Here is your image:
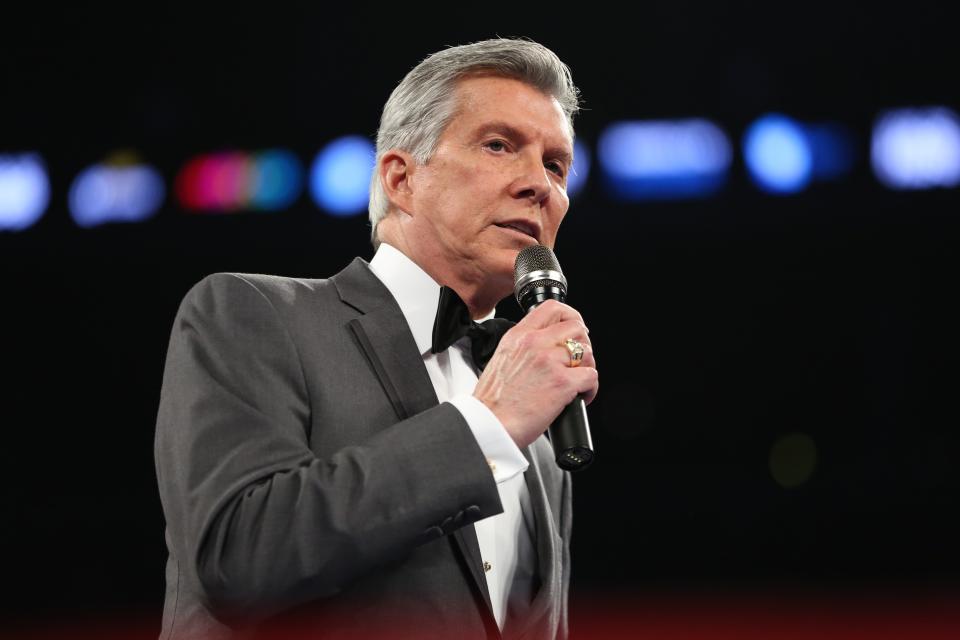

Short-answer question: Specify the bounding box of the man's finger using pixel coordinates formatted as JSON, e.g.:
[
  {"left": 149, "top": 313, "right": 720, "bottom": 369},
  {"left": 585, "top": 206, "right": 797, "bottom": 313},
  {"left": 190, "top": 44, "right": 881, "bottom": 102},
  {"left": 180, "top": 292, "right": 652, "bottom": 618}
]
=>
[{"left": 519, "top": 299, "right": 586, "bottom": 330}]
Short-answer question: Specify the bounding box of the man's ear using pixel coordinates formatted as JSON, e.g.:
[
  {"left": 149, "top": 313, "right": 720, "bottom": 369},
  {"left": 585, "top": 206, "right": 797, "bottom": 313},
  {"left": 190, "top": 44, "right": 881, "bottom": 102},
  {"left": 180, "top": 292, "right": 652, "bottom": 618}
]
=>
[{"left": 379, "top": 149, "right": 417, "bottom": 215}]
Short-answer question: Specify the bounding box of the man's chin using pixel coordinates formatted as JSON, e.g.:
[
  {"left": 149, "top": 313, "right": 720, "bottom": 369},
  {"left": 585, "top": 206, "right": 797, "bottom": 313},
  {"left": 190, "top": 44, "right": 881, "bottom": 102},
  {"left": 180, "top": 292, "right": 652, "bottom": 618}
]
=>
[
  {"left": 475, "top": 254, "right": 515, "bottom": 295},
  {"left": 498, "top": 248, "right": 523, "bottom": 275}
]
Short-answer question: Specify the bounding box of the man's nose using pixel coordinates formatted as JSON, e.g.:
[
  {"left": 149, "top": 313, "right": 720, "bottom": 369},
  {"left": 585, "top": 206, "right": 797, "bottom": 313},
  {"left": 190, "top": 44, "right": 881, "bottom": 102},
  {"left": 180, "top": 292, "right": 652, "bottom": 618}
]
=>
[{"left": 510, "top": 152, "right": 552, "bottom": 205}]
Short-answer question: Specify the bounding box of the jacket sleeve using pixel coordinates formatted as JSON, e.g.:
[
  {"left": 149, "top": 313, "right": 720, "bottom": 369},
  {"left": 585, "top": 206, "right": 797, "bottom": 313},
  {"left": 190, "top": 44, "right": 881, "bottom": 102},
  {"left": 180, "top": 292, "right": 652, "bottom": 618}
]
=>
[{"left": 154, "top": 273, "right": 502, "bottom": 621}]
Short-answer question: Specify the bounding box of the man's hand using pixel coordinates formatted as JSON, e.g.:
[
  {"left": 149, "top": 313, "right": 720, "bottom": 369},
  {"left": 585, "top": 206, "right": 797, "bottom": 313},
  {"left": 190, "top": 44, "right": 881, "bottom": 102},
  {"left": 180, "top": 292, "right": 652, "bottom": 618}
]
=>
[{"left": 473, "top": 300, "right": 598, "bottom": 449}]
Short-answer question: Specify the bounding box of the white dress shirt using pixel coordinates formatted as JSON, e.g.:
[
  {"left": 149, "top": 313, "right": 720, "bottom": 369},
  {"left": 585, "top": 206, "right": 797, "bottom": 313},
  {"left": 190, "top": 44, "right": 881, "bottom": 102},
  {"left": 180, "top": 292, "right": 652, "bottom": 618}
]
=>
[{"left": 368, "top": 243, "right": 537, "bottom": 631}]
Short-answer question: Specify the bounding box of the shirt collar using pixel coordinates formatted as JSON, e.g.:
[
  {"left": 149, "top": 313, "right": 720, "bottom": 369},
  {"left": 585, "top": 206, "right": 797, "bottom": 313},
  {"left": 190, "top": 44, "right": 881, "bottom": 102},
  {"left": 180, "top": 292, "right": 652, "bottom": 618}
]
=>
[{"left": 368, "top": 243, "right": 495, "bottom": 356}]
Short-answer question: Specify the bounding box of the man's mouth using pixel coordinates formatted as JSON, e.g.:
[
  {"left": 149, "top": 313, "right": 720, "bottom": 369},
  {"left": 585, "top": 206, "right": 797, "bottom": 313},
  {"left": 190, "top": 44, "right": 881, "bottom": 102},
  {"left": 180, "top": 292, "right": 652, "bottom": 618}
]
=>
[{"left": 494, "top": 220, "right": 539, "bottom": 242}]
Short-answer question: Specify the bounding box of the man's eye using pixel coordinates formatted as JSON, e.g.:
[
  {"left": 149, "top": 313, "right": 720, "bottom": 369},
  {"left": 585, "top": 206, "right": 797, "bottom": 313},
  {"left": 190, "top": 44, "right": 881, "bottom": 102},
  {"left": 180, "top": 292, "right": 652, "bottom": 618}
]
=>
[
  {"left": 546, "top": 162, "right": 565, "bottom": 177},
  {"left": 486, "top": 140, "right": 507, "bottom": 152}
]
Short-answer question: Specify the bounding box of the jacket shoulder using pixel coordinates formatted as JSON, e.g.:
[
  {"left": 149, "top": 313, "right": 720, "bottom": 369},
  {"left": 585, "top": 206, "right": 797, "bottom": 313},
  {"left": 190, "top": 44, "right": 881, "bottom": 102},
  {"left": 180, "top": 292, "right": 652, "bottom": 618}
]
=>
[
  {"left": 180, "top": 272, "right": 336, "bottom": 314},
  {"left": 190, "top": 271, "right": 331, "bottom": 297}
]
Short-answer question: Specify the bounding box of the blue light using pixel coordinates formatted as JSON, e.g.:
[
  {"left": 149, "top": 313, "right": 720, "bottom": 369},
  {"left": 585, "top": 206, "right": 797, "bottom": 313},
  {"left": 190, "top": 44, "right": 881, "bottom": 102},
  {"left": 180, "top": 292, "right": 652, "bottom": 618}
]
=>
[
  {"left": 743, "top": 114, "right": 813, "bottom": 194},
  {"left": 309, "top": 135, "right": 375, "bottom": 216},
  {"left": 871, "top": 107, "right": 960, "bottom": 189},
  {"left": 598, "top": 119, "right": 732, "bottom": 200},
  {"left": 69, "top": 164, "right": 165, "bottom": 228},
  {"left": 566, "top": 139, "right": 590, "bottom": 199},
  {"left": 0, "top": 154, "right": 50, "bottom": 232},
  {"left": 249, "top": 149, "right": 303, "bottom": 211}
]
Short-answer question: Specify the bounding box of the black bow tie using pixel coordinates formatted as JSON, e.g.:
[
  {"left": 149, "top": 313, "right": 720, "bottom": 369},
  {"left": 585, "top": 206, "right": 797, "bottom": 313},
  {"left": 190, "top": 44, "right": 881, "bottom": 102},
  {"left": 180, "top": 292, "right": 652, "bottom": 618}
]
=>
[{"left": 431, "top": 286, "right": 514, "bottom": 371}]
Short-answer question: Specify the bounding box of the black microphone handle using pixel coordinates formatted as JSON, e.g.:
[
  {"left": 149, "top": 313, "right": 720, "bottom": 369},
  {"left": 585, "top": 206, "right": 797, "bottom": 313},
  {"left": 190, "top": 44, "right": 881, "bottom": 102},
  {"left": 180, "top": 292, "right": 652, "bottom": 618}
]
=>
[
  {"left": 549, "top": 393, "right": 594, "bottom": 471},
  {"left": 513, "top": 246, "right": 595, "bottom": 471},
  {"left": 523, "top": 296, "right": 594, "bottom": 472}
]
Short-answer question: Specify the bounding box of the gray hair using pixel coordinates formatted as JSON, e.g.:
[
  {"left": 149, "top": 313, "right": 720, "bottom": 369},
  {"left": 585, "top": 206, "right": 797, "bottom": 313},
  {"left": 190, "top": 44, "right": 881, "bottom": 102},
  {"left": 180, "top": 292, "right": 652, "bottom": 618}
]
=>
[{"left": 368, "top": 38, "right": 581, "bottom": 248}]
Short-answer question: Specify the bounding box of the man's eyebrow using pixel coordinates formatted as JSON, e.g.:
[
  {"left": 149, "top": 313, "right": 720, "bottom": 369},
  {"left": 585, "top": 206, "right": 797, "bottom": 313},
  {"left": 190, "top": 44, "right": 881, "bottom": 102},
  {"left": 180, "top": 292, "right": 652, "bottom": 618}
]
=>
[{"left": 474, "top": 121, "right": 574, "bottom": 165}]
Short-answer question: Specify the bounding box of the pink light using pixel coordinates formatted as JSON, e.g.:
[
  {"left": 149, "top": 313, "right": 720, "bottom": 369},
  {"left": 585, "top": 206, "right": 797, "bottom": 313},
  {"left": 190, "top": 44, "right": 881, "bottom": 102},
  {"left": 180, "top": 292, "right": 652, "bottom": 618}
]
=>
[
  {"left": 176, "top": 152, "right": 254, "bottom": 212},
  {"left": 175, "top": 150, "right": 301, "bottom": 213},
  {"left": 209, "top": 152, "right": 252, "bottom": 210}
]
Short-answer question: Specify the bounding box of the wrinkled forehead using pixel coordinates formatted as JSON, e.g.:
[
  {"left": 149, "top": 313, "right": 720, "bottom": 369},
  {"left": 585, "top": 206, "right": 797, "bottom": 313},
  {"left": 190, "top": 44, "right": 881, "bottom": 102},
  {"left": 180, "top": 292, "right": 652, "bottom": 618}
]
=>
[{"left": 447, "top": 74, "right": 575, "bottom": 147}]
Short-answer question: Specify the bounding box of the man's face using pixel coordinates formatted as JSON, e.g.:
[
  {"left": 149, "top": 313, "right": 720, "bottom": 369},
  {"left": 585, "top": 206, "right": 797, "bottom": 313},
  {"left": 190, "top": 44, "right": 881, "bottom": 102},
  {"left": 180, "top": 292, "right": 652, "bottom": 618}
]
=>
[{"left": 406, "top": 75, "right": 573, "bottom": 295}]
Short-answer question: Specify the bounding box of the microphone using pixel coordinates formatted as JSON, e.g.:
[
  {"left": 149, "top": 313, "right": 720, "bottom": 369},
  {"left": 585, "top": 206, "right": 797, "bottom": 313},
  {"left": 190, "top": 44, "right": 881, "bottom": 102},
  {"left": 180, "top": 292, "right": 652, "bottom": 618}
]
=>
[{"left": 514, "top": 245, "right": 595, "bottom": 471}]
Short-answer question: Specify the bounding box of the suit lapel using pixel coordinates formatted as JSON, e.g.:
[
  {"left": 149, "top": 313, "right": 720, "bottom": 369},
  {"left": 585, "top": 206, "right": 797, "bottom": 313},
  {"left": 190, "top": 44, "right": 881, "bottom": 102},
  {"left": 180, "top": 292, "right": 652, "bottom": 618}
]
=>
[
  {"left": 333, "top": 258, "right": 497, "bottom": 620},
  {"left": 348, "top": 308, "right": 437, "bottom": 421}
]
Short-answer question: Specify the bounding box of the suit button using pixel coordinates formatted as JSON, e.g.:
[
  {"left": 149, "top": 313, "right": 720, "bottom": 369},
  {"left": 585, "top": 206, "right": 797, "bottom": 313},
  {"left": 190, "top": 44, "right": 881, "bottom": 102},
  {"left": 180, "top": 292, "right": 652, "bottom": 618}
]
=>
[
  {"left": 463, "top": 505, "right": 481, "bottom": 522},
  {"left": 424, "top": 525, "right": 444, "bottom": 540},
  {"left": 439, "top": 516, "right": 455, "bottom": 534}
]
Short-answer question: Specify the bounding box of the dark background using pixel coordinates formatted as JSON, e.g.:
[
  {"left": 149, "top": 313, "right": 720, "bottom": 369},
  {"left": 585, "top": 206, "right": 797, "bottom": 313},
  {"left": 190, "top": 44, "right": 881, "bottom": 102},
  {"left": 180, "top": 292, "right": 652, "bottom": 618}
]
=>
[{"left": 3, "top": 4, "right": 958, "bottom": 635}]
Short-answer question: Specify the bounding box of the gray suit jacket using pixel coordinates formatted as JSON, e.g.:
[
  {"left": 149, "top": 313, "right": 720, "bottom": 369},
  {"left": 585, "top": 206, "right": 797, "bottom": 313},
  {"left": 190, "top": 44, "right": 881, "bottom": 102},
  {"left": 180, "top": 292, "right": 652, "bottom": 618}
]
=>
[{"left": 154, "top": 258, "right": 572, "bottom": 639}]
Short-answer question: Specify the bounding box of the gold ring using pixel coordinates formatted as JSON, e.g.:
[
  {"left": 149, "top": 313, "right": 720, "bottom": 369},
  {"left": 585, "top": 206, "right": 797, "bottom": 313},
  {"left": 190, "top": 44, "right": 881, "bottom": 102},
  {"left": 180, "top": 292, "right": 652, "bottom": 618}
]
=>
[{"left": 562, "top": 338, "right": 584, "bottom": 367}]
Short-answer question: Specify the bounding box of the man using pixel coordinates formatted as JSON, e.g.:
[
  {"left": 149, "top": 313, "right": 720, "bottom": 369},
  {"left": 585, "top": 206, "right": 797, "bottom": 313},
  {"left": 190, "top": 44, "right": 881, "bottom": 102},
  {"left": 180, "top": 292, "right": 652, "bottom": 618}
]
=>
[{"left": 155, "top": 38, "right": 598, "bottom": 640}]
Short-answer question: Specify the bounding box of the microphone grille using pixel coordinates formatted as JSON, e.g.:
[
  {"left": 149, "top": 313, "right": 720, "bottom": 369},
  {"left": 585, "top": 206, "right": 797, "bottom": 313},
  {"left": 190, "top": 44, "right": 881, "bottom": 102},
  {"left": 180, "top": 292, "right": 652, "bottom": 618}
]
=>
[{"left": 514, "top": 244, "right": 562, "bottom": 282}]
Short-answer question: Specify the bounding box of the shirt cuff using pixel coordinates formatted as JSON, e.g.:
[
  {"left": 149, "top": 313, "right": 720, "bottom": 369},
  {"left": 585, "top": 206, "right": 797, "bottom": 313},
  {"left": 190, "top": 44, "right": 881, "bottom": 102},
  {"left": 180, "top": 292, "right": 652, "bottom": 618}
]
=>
[{"left": 448, "top": 395, "right": 529, "bottom": 484}]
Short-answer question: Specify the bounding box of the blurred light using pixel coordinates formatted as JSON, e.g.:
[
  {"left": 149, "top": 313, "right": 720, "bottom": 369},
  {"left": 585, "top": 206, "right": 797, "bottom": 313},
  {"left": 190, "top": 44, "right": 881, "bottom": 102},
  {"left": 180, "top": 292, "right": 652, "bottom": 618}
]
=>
[
  {"left": 309, "top": 135, "right": 375, "bottom": 216},
  {"left": 249, "top": 150, "right": 304, "bottom": 210},
  {"left": 69, "top": 162, "right": 165, "bottom": 228},
  {"left": 175, "top": 149, "right": 304, "bottom": 212},
  {"left": 176, "top": 153, "right": 245, "bottom": 211},
  {"left": 210, "top": 152, "right": 251, "bottom": 210},
  {"left": 769, "top": 432, "right": 818, "bottom": 489},
  {"left": 567, "top": 139, "right": 590, "bottom": 198},
  {"left": 0, "top": 153, "right": 50, "bottom": 231},
  {"left": 871, "top": 107, "right": 960, "bottom": 189},
  {"left": 743, "top": 114, "right": 813, "bottom": 194},
  {"left": 598, "top": 119, "right": 732, "bottom": 200}
]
